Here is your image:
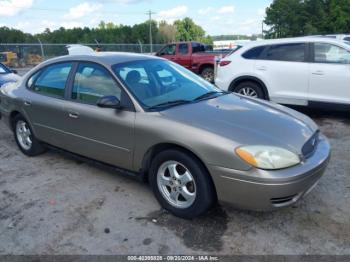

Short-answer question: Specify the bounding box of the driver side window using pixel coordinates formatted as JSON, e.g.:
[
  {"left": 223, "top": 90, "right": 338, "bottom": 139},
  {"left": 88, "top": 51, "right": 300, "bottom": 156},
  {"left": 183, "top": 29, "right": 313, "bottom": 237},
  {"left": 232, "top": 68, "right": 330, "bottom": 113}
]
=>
[
  {"left": 72, "top": 63, "right": 121, "bottom": 105},
  {"left": 161, "top": 44, "right": 176, "bottom": 55}
]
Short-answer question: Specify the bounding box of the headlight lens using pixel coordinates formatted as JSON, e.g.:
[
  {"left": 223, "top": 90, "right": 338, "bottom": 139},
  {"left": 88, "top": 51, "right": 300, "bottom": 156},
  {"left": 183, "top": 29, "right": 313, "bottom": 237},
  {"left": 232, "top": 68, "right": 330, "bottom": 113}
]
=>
[{"left": 235, "top": 146, "right": 300, "bottom": 170}]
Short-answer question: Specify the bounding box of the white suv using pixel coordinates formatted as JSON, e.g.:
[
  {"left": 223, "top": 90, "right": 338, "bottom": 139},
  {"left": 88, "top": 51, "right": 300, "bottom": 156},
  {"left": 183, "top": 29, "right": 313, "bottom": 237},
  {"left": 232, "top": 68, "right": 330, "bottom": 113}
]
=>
[
  {"left": 215, "top": 37, "right": 350, "bottom": 108},
  {"left": 323, "top": 34, "right": 350, "bottom": 42}
]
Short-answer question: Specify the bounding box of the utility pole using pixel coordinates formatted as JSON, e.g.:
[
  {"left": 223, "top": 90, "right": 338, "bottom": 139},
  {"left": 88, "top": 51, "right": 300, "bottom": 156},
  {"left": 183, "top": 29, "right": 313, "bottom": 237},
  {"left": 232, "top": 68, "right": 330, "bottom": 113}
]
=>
[
  {"left": 37, "top": 38, "right": 45, "bottom": 59},
  {"left": 262, "top": 21, "right": 264, "bottom": 39},
  {"left": 146, "top": 10, "right": 156, "bottom": 53}
]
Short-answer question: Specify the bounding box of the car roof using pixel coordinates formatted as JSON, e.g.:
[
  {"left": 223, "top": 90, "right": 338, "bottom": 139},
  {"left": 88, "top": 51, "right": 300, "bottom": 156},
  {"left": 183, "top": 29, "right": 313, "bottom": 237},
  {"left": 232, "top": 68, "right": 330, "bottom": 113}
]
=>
[
  {"left": 40, "top": 52, "right": 162, "bottom": 68},
  {"left": 242, "top": 36, "right": 348, "bottom": 49}
]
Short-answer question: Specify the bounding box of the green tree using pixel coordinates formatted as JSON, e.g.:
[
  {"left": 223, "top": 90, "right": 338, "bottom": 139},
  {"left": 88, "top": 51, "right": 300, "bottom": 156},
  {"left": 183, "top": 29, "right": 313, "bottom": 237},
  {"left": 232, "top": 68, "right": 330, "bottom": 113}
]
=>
[
  {"left": 158, "top": 21, "right": 177, "bottom": 43},
  {"left": 264, "top": 0, "right": 350, "bottom": 38},
  {"left": 174, "top": 17, "right": 212, "bottom": 44}
]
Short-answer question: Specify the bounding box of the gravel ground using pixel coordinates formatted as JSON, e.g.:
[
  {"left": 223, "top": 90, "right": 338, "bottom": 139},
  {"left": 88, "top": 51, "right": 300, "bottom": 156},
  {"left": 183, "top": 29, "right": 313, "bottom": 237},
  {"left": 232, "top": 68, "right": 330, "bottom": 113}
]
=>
[{"left": 0, "top": 108, "right": 349, "bottom": 255}]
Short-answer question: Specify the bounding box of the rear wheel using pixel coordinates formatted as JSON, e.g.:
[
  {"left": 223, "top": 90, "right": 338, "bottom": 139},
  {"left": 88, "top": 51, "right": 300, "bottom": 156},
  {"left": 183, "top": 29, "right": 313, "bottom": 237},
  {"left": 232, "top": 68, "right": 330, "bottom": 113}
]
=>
[
  {"left": 13, "top": 115, "right": 46, "bottom": 156},
  {"left": 200, "top": 67, "right": 214, "bottom": 83},
  {"left": 149, "top": 149, "right": 215, "bottom": 219},
  {"left": 233, "top": 81, "right": 265, "bottom": 99}
]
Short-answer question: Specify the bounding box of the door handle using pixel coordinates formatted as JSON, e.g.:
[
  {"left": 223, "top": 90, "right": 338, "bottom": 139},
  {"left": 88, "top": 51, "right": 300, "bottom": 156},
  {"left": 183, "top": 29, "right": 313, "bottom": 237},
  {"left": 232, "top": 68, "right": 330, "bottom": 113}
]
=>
[
  {"left": 68, "top": 112, "right": 79, "bottom": 119},
  {"left": 23, "top": 100, "right": 31, "bottom": 106},
  {"left": 256, "top": 66, "right": 267, "bottom": 71},
  {"left": 312, "top": 71, "right": 324, "bottom": 75}
]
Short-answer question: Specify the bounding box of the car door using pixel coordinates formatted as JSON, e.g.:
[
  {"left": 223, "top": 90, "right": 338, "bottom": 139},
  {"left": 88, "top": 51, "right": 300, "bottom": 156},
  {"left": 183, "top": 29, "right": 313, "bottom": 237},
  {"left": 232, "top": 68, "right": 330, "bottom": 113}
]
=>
[
  {"left": 309, "top": 42, "right": 350, "bottom": 105},
  {"left": 24, "top": 62, "right": 73, "bottom": 147},
  {"left": 157, "top": 44, "right": 177, "bottom": 63},
  {"left": 255, "top": 43, "right": 309, "bottom": 105},
  {"left": 62, "top": 62, "right": 135, "bottom": 170},
  {"left": 176, "top": 43, "right": 191, "bottom": 69}
]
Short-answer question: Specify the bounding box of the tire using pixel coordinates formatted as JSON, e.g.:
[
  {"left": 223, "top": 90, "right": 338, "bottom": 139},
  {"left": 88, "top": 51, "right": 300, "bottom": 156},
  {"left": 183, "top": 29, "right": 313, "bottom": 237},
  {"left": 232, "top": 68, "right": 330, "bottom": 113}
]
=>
[
  {"left": 149, "top": 149, "right": 215, "bottom": 219},
  {"left": 200, "top": 67, "right": 214, "bottom": 83},
  {"left": 233, "top": 81, "right": 265, "bottom": 99},
  {"left": 13, "top": 114, "right": 46, "bottom": 156}
]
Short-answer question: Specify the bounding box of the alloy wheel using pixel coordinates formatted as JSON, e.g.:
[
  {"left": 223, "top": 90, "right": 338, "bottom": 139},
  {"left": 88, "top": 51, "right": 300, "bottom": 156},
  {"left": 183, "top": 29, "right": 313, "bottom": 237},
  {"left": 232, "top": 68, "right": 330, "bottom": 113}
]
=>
[
  {"left": 16, "top": 120, "right": 32, "bottom": 151},
  {"left": 157, "top": 160, "right": 196, "bottom": 209},
  {"left": 237, "top": 87, "right": 258, "bottom": 98}
]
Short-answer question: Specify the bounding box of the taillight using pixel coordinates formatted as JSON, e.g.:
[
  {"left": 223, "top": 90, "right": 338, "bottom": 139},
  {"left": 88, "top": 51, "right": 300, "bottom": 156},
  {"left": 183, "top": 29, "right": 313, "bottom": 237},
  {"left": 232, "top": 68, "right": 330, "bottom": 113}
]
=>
[{"left": 219, "top": 60, "right": 231, "bottom": 66}]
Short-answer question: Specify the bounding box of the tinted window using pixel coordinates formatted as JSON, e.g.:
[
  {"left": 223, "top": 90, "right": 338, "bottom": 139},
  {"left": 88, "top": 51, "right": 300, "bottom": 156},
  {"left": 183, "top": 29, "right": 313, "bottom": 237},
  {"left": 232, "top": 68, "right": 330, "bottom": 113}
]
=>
[
  {"left": 344, "top": 37, "right": 350, "bottom": 42},
  {"left": 314, "top": 43, "right": 350, "bottom": 64},
  {"left": 242, "top": 46, "right": 265, "bottom": 59},
  {"left": 27, "top": 71, "right": 41, "bottom": 88},
  {"left": 265, "top": 43, "right": 306, "bottom": 62},
  {"left": 155, "top": 68, "right": 176, "bottom": 86},
  {"left": 192, "top": 42, "right": 206, "bottom": 53},
  {"left": 31, "top": 63, "right": 72, "bottom": 98},
  {"left": 72, "top": 63, "right": 121, "bottom": 104},
  {"left": 0, "top": 64, "right": 10, "bottom": 74},
  {"left": 178, "top": 43, "right": 189, "bottom": 55},
  {"left": 113, "top": 60, "right": 219, "bottom": 109},
  {"left": 0, "top": 54, "right": 6, "bottom": 63},
  {"left": 116, "top": 64, "right": 152, "bottom": 101},
  {"left": 160, "top": 44, "right": 176, "bottom": 55}
]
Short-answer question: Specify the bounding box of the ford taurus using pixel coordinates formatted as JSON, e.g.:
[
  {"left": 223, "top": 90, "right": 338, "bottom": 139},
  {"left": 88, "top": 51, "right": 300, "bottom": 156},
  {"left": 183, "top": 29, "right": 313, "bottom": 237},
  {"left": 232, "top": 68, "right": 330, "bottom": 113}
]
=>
[{"left": 0, "top": 52, "right": 330, "bottom": 218}]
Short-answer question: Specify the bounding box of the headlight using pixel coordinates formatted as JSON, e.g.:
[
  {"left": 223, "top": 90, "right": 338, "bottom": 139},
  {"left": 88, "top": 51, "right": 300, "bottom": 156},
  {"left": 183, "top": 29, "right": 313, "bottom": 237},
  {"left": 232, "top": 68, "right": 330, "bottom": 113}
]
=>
[{"left": 235, "top": 145, "right": 300, "bottom": 170}]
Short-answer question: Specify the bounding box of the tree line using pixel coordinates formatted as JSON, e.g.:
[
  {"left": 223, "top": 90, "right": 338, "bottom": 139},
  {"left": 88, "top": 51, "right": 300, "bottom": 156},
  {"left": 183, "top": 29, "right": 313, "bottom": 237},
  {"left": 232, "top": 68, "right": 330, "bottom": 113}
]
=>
[
  {"left": 264, "top": 0, "right": 350, "bottom": 38},
  {"left": 0, "top": 17, "right": 213, "bottom": 45}
]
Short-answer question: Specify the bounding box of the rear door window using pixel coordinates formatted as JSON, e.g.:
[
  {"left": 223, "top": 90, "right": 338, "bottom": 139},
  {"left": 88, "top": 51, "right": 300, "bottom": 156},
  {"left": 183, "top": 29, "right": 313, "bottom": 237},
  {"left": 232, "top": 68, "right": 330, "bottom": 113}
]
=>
[
  {"left": 178, "top": 43, "right": 189, "bottom": 55},
  {"left": 31, "top": 62, "right": 72, "bottom": 98},
  {"left": 264, "top": 43, "right": 306, "bottom": 62},
  {"left": 242, "top": 46, "right": 266, "bottom": 59},
  {"left": 192, "top": 42, "right": 206, "bottom": 53},
  {"left": 314, "top": 43, "right": 350, "bottom": 64}
]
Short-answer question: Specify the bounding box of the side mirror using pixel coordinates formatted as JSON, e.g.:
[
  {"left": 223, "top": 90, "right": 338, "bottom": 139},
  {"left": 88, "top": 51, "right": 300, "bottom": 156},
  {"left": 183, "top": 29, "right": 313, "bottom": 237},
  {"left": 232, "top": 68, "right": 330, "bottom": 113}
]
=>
[
  {"left": 97, "top": 96, "right": 122, "bottom": 109},
  {"left": 12, "top": 69, "right": 18, "bottom": 74}
]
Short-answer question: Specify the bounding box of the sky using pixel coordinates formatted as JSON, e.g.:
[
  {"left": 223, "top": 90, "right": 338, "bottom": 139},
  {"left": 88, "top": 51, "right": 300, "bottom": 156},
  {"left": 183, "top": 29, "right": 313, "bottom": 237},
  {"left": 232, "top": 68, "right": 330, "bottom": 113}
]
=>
[{"left": 0, "top": 0, "right": 273, "bottom": 36}]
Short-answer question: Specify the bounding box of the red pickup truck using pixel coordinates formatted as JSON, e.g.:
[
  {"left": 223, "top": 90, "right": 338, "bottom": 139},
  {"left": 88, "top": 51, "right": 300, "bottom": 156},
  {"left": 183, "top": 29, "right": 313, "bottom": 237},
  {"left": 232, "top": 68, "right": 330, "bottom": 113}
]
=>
[{"left": 156, "top": 41, "right": 230, "bottom": 82}]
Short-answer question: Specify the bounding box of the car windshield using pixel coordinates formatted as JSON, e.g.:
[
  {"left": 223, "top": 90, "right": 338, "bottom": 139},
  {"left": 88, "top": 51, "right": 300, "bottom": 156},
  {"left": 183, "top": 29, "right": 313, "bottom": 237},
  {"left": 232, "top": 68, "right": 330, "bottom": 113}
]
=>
[{"left": 112, "top": 59, "right": 223, "bottom": 110}]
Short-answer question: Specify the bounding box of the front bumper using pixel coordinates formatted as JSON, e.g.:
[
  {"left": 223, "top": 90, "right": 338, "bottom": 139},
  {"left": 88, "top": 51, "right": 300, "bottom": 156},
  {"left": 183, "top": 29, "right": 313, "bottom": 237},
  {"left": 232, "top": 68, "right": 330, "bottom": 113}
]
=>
[{"left": 209, "top": 135, "right": 331, "bottom": 211}]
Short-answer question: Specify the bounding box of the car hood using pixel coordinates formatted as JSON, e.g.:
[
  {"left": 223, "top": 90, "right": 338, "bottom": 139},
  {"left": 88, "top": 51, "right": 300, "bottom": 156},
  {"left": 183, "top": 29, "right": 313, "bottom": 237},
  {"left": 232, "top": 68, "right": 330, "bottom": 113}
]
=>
[
  {"left": 159, "top": 94, "right": 318, "bottom": 154},
  {"left": 0, "top": 73, "right": 20, "bottom": 87}
]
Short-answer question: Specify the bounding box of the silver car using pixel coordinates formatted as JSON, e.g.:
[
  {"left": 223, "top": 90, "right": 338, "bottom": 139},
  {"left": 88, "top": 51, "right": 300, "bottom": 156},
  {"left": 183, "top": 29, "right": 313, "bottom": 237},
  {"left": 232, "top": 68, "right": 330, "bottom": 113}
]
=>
[{"left": 0, "top": 53, "right": 330, "bottom": 218}]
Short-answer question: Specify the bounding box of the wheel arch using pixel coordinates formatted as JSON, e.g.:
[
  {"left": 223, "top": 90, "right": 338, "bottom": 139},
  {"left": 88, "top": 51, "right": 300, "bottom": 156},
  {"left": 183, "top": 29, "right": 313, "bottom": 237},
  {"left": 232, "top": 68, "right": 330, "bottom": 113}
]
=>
[
  {"left": 141, "top": 142, "right": 218, "bottom": 200},
  {"left": 229, "top": 76, "right": 270, "bottom": 100},
  {"left": 9, "top": 110, "right": 22, "bottom": 130}
]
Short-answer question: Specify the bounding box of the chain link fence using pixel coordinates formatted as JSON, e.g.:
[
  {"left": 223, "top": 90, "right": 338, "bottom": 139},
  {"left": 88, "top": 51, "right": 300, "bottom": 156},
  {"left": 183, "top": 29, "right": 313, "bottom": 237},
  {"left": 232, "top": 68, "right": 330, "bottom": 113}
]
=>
[{"left": 0, "top": 43, "right": 164, "bottom": 69}]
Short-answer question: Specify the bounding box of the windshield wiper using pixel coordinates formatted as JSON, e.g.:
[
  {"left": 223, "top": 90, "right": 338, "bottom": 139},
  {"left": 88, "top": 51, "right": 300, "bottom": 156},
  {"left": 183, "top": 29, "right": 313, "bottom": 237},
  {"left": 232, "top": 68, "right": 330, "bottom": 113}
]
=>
[
  {"left": 194, "top": 91, "right": 227, "bottom": 101},
  {"left": 147, "top": 100, "right": 192, "bottom": 110}
]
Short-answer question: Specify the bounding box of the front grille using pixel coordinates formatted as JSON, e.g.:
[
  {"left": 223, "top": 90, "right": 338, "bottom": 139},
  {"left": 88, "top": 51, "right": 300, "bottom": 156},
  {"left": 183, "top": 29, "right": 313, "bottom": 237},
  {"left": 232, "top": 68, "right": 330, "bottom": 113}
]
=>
[
  {"left": 271, "top": 194, "right": 298, "bottom": 206},
  {"left": 302, "top": 131, "right": 319, "bottom": 158}
]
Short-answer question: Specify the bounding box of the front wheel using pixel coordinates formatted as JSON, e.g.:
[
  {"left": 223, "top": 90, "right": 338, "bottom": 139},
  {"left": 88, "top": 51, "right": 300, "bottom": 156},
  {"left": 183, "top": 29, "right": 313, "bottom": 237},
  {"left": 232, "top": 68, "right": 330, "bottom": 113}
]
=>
[
  {"left": 149, "top": 149, "right": 216, "bottom": 219},
  {"left": 13, "top": 115, "right": 46, "bottom": 156}
]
